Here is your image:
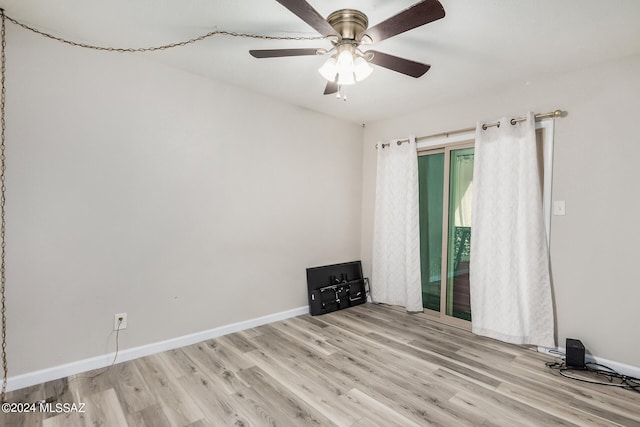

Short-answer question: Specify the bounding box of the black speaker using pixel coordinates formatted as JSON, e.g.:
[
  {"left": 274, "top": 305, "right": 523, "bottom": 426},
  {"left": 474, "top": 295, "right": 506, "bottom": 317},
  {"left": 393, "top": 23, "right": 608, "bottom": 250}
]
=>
[{"left": 566, "top": 338, "right": 585, "bottom": 369}]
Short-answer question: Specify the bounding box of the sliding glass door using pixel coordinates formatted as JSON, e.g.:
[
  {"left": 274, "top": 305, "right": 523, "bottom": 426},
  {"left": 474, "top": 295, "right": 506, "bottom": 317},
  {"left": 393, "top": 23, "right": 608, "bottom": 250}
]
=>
[
  {"left": 445, "top": 147, "right": 474, "bottom": 321},
  {"left": 418, "top": 143, "right": 474, "bottom": 326},
  {"left": 417, "top": 153, "right": 444, "bottom": 312}
]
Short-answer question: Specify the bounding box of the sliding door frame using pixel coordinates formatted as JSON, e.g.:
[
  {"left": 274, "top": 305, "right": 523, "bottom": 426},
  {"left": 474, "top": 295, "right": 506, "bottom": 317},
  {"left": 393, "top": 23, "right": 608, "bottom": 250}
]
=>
[{"left": 418, "top": 139, "right": 474, "bottom": 330}]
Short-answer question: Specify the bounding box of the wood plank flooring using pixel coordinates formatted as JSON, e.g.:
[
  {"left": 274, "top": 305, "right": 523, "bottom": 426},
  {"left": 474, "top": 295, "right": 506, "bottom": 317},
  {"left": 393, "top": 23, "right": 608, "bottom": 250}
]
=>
[{"left": 2, "top": 303, "right": 639, "bottom": 426}]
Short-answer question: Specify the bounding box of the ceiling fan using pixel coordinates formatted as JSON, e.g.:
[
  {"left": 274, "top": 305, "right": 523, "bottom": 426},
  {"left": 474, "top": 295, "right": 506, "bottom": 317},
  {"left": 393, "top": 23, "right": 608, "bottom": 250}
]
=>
[{"left": 249, "top": 0, "right": 445, "bottom": 98}]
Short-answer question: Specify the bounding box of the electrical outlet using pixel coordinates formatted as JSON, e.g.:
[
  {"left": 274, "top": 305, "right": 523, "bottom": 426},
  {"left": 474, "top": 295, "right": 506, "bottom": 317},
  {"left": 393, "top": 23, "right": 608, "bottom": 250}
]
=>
[
  {"left": 114, "top": 313, "right": 127, "bottom": 331},
  {"left": 553, "top": 200, "right": 566, "bottom": 216}
]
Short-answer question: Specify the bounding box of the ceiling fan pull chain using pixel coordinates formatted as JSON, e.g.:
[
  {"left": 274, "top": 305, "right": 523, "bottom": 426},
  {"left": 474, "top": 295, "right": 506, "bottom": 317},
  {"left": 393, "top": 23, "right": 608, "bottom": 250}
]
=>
[{"left": 337, "top": 84, "right": 348, "bottom": 101}]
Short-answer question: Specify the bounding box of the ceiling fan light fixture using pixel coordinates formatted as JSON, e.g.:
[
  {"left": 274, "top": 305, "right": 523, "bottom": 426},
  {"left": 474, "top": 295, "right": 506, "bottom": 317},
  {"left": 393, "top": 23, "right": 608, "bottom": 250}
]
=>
[
  {"left": 353, "top": 56, "right": 373, "bottom": 82},
  {"left": 318, "top": 57, "right": 337, "bottom": 81},
  {"left": 319, "top": 50, "right": 362, "bottom": 85}
]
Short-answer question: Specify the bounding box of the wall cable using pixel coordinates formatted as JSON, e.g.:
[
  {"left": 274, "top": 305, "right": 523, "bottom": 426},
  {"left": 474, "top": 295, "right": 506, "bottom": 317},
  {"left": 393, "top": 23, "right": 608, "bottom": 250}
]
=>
[
  {"left": 7, "top": 319, "right": 123, "bottom": 406},
  {"left": 0, "top": 8, "right": 8, "bottom": 405},
  {"left": 546, "top": 359, "right": 640, "bottom": 393},
  {"left": 4, "top": 13, "right": 325, "bottom": 53}
]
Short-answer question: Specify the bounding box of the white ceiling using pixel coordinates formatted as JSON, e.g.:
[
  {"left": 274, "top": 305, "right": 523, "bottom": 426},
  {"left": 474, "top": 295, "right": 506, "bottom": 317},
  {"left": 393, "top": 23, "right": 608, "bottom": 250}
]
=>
[{"left": 3, "top": 0, "right": 640, "bottom": 123}]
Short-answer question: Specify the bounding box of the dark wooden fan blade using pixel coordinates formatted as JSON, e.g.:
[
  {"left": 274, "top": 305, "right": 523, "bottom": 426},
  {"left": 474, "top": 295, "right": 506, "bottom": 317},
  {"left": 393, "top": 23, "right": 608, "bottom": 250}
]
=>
[
  {"left": 367, "top": 50, "right": 430, "bottom": 78},
  {"left": 274, "top": 0, "right": 340, "bottom": 37},
  {"left": 323, "top": 80, "right": 338, "bottom": 95},
  {"left": 249, "top": 48, "right": 320, "bottom": 58},
  {"left": 362, "top": 0, "right": 445, "bottom": 43}
]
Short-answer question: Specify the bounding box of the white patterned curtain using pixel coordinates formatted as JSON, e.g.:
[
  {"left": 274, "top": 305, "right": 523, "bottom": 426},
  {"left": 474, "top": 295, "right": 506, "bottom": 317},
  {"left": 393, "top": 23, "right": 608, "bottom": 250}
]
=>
[
  {"left": 470, "top": 113, "right": 555, "bottom": 347},
  {"left": 371, "top": 137, "right": 422, "bottom": 312}
]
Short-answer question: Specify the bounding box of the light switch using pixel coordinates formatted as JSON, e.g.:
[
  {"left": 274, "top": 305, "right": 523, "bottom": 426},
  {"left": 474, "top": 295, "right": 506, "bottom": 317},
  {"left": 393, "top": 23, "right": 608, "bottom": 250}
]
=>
[{"left": 553, "top": 200, "right": 566, "bottom": 216}]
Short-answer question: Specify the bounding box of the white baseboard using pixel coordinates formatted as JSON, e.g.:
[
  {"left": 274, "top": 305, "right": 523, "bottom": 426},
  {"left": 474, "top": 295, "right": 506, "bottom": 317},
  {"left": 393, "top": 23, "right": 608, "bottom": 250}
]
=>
[
  {"left": 537, "top": 346, "right": 640, "bottom": 379},
  {"left": 7, "top": 305, "right": 309, "bottom": 392}
]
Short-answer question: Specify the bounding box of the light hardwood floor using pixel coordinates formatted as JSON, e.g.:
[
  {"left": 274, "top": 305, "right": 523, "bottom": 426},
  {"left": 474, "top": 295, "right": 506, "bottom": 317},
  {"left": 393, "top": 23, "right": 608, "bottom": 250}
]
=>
[{"left": 2, "top": 303, "right": 640, "bottom": 426}]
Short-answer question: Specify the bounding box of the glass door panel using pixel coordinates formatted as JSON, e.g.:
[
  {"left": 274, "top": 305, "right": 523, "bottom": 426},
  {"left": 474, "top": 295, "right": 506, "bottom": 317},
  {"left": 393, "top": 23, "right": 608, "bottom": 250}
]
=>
[
  {"left": 445, "top": 147, "right": 474, "bottom": 321},
  {"left": 417, "top": 153, "right": 444, "bottom": 312}
]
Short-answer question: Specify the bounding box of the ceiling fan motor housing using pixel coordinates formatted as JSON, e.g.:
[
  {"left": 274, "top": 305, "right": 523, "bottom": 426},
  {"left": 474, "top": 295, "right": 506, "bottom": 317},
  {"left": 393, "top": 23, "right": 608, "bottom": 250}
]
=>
[{"left": 326, "top": 9, "right": 368, "bottom": 40}]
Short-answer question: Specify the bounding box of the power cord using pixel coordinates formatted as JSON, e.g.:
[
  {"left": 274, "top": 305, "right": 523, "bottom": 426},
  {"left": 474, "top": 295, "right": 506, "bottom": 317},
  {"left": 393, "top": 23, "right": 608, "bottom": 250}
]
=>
[
  {"left": 546, "top": 358, "right": 640, "bottom": 393},
  {"left": 5, "top": 318, "right": 123, "bottom": 405},
  {"left": 546, "top": 348, "right": 565, "bottom": 357}
]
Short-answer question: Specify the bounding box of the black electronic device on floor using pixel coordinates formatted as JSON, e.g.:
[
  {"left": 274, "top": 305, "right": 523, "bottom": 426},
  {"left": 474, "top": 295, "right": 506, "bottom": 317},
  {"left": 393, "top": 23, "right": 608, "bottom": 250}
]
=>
[
  {"left": 306, "top": 261, "right": 369, "bottom": 316},
  {"left": 566, "top": 338, "right": 586, "bottom": 369}
]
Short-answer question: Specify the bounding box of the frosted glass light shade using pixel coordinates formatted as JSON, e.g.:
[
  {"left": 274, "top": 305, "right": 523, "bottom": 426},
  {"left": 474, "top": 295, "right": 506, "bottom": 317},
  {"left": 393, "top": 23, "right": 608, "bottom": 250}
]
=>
[
  {"left": 353, "top": 57, "right": 373, "bottom": 81},
  {"left": 318, "top": 57, "right": 337, "bottom": 82},
  {"left": 336, "top": 50, "right": 354, "bottom": 75}
]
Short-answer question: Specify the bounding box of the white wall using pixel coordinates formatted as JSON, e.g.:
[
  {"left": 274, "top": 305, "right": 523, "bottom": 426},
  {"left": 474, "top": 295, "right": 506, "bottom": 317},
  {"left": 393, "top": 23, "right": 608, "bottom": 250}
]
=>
[
  {"left": 6, "top": 26, "right": 363, "bottom": 377},
  {"left": 361, "top": 55, "right": 640, "bottom": 368}
]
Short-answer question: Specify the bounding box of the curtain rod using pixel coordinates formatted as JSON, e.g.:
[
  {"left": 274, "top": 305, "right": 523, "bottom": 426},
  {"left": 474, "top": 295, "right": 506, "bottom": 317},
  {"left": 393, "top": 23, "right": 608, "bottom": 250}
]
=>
[{"left": 376, "top": 109, "right": 565, "bottom": 149}]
